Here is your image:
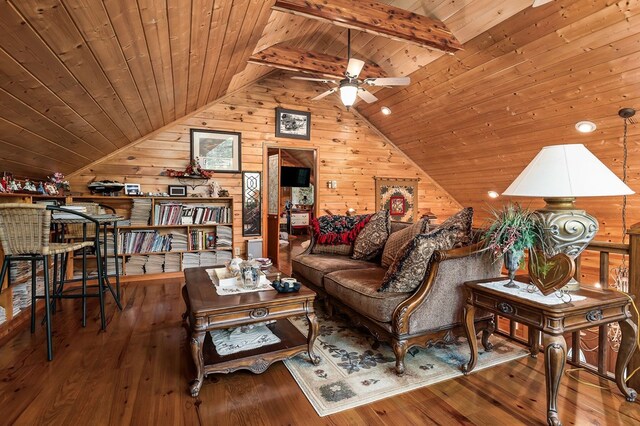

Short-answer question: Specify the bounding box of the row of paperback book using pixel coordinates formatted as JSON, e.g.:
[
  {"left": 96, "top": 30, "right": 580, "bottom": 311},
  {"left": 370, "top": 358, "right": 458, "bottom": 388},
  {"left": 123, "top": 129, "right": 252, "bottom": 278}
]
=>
[
  {"left": 154, "top": 203, "right": 231, "bottom": 225},
  {"left": 119, "top": 230, "right": 172, "bottom": 254}
]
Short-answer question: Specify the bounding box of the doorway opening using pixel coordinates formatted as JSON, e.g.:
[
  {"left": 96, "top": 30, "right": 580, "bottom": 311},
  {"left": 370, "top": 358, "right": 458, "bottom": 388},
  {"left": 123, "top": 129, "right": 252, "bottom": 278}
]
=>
[{"left": 264, "top": 146, "right": 318, "bottom": 270}]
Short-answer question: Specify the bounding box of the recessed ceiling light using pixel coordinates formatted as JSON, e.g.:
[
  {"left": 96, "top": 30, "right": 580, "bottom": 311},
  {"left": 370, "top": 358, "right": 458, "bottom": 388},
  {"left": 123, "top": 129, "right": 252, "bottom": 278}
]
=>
[
  {"left": 381, "top": 106, "right": 391, "bottom": 115},
  {"left": 575, "top": 121, "right": 596, "bottom": 133},
  {"left": 488, "top": 191, "right": 499, "bottom": 199}
]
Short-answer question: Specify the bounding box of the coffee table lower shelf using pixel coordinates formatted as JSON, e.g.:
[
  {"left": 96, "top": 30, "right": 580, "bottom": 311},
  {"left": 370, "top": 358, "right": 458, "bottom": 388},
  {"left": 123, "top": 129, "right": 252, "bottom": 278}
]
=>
[{"left": 202, "top": 320, "right": 308, "bottom": 375}]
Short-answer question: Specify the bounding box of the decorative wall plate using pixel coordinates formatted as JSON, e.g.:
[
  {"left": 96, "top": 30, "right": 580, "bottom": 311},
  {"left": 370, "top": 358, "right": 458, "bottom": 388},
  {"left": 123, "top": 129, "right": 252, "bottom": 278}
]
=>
[{"left": 527, "top": 249, "right": 576, "bottom": 295}]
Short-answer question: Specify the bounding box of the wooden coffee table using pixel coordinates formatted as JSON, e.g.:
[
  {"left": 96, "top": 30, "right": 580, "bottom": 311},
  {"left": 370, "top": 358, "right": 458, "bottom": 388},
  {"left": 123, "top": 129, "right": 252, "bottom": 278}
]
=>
[{"left": 182, "top": 266, "right": 320, "bottom": 397}]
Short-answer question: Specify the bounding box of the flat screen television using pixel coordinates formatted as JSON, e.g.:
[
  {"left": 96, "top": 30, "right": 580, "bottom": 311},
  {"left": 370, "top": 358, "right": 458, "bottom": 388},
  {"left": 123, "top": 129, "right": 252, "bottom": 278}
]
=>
[{"left": 281, "top": 166, "right": 311, "bottom": 187}]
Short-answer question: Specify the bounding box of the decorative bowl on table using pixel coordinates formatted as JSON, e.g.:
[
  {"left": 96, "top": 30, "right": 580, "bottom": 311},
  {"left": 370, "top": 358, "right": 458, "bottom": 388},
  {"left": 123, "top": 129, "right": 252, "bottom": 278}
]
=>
[
  {"left": 271, "top": 280, "right": 301, "bottom": 293},
  {"left": 255, "top": 257, "right": 273, "bottom": 270}
]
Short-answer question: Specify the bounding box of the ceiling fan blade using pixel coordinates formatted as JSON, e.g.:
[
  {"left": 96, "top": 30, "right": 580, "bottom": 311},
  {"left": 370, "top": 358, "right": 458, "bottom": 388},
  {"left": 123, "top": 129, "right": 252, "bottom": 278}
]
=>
[
  {"left": 532, "top": 0, "right": 553, "bottom": 7},
  {"left": 312, "top": 88, "right": 337, "bottom": 101},
  {"left": 291, "top": 76, "right": 337, "bottom": 84},
  {"left": 346, "top": 58, "right": 365, "bottom": 78},
  {"left": 357, "top": 89, "right": 378, "bottom": 104},
  {"left": 365, "top": 77, "right": 411, "bottom": 87}
]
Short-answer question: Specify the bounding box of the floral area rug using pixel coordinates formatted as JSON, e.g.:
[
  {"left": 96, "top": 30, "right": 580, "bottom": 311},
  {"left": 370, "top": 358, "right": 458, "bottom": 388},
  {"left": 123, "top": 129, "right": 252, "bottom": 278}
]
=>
[{"left": 284, "top": 312, "right": 528, "bottom": 416}]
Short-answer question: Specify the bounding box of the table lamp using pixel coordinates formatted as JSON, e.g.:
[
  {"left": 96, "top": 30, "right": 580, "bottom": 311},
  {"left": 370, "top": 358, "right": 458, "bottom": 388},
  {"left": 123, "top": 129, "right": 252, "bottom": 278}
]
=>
[{"left": 502, "top": 144, "right": 634, "bottom": 290}]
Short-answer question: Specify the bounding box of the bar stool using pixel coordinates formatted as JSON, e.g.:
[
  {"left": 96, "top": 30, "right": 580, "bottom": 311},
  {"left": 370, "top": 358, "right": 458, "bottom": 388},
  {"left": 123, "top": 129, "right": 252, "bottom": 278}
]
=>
[{"left": 0, "top": 204, "right": 94, "bottom": 361}]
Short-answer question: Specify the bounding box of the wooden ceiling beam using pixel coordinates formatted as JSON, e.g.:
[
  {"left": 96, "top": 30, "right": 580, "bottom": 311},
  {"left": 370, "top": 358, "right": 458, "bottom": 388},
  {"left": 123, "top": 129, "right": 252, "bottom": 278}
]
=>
[
  {"left": 248, "top": 44, "right": 387, "bottom": 80},
  {"left": 272, "top": 0, "right": 463, "bottom": 53}
]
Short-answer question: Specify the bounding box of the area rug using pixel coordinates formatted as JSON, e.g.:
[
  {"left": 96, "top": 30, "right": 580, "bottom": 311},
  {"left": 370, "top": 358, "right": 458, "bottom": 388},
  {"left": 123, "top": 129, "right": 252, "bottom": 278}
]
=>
[{"left": 284, "top": 312, "right": 528, "bottom": 416}]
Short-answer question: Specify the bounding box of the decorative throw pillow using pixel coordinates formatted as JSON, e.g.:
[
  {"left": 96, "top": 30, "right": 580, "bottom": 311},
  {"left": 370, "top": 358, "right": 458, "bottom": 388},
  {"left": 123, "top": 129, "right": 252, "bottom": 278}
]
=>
[
  {"left": 379, "top": 227, "right": 461, "bottom": 293},
  {"left": 352, "top": 210, "right": 390, "bottom": 260},
  {"left": 380, "top": 218, "right": 429, "bottom": 268},
  {"left": 311, "top": 214, "right": 372, "bottom": 245},
  {"left": 427, "top": 207, "right": 474, "bottom": 247}
]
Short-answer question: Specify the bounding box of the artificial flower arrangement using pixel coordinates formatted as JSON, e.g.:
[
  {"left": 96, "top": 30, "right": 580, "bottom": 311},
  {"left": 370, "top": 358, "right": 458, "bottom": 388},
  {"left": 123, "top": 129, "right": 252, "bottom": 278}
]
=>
[
  {"left": 48, "top": 172, "right": 71, "bottom": 194},
  {"left": 483, "top": 202, "right": 544, "bottom": 287},
  {"left": 164, "top": 158, "right": 214, "bottom": 179},
  {"left": 483, "top": 202, "right": 542, "bottom": 260}
]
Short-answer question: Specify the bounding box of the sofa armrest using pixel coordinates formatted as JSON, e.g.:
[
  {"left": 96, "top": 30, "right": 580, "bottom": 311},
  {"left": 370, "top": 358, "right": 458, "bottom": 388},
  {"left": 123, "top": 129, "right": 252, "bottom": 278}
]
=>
[{"left": 391, "top": 242, "right": 502, "bottom": 335}]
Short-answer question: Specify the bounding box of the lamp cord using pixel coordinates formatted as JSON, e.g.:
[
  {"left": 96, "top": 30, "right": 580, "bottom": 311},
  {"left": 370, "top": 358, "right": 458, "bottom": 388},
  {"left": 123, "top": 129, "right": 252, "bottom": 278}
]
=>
[{"left": 622, "top": 117, "right": 629, "bottom": 244}]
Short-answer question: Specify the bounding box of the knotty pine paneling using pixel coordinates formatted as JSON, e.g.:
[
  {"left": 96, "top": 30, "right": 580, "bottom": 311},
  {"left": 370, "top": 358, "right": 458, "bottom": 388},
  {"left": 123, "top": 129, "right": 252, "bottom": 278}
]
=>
[
  {"left": 356, "top": 0, "right": 640, "bottom": 285},
  {"left": 68, "top": 73, "right": 462, "bottom": 255},
  {"left": 0, "top": 0, "right": 273, "bottom": 178}
]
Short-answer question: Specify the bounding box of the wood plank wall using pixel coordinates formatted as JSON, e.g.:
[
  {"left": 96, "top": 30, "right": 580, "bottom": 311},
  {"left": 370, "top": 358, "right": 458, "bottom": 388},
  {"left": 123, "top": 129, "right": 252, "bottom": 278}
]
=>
[
  {"left": 68, "top": 73, "right": 462, "bottom": 254},
  {"left": 356, "top": 0, "right": 640, "bottom": 285}
]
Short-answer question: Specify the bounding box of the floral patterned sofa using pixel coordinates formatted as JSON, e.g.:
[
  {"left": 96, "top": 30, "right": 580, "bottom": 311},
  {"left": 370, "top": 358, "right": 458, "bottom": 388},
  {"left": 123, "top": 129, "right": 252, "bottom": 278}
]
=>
[{"left": 292, "top": 209, "right": 501, "bottom": 375}]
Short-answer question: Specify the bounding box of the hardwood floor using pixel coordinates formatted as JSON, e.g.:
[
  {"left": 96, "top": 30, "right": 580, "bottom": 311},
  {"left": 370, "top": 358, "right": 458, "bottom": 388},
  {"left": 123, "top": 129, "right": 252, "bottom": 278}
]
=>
[{"left": 1, "top": 256, "right": 639, "bottom": 424}]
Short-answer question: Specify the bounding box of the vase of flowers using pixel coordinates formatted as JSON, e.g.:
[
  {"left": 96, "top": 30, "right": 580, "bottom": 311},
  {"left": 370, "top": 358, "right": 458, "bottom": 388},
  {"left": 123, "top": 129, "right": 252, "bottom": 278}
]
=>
[{"left": 484, "top": 203, "right": 542, "bottom": 288}]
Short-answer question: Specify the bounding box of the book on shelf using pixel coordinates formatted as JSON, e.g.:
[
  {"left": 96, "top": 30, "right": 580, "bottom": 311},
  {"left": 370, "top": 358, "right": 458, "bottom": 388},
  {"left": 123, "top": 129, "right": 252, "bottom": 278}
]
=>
[
  {"left": 188, "top": 230, "right": 216, "bottom": 251},
  {"left": 154, "top": 203, "right": 231, "bottom": 225},
  {"left": 130, "top": 198, "right": 152, "bottom": 226},
  {"left": 119, "top": 230, "right": 173, "bottom": 254}
]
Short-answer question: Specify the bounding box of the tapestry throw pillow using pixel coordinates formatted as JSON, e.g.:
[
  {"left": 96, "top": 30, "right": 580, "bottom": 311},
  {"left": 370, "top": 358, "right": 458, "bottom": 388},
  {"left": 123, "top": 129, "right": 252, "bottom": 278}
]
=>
[
  {"left": 379, "top": 227, "right": 462, "bottom": 293},
  {"left": 352, "top": 210, "right": 390, "bottom": 260},
  {"left": 380, "top": 218, "right": 429, "bottom": 268},
  {"left": 311, "top": 214, "right": 372, "bottom": 256},
  {"left": 427, "top": 207, "right": 474, "bottom": 247},
  {"left": 312, "top": 214, "right": 372, "bottom": 245}
]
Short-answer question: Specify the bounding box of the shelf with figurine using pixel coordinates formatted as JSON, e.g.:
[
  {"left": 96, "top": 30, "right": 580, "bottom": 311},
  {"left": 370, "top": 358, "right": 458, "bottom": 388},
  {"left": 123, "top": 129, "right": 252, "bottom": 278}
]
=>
[{"left": 0, "top": 171, "right": 70, "bottom": 197}]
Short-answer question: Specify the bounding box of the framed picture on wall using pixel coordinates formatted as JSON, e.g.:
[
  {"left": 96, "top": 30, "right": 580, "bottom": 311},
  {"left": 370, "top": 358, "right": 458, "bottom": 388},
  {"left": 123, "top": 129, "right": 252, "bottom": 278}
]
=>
[
  {"left": 275, "top": 107, "right": 311, "bottom": 140},
  {"left": 190, "top": 129, "right": 241, "bottom": 173},
  {"left": 168, "top": 185, "right": 187, "bottom": 197},
  {"left": 124, "top": 183, "right": 141, "bottom": 195}
]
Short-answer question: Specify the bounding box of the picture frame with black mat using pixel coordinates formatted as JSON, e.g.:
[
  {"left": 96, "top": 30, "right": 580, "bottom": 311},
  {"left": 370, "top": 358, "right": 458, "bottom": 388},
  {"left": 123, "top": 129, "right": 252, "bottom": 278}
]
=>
[
  {"left": 168, "top": 185, "right": 187, "bottom": 197},
  {"left": 275, "top": 107, "right": 311, "bottom": 140}
]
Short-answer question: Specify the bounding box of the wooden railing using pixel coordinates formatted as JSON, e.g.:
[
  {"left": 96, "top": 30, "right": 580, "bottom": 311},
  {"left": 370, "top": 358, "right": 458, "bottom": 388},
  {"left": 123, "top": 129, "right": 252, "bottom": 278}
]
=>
[{"left": 496, "top": 223, "right": 640, "bottom": 391}]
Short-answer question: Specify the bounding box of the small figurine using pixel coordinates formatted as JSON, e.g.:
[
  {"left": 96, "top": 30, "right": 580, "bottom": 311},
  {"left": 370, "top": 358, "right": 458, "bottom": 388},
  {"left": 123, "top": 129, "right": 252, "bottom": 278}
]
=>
[
  {"left": 37, "top": 182, "right": 46, "bottom": 194},
  {"left": 23, "top": 179, "right": 37, "bottom": 192},
  {"left": 44, "top": 182, "right": 59, "bottom": 195},
  {"left": 207, "top": 181, "right": 221, "bottom": 197},
  {"left": 218, "top": 189, "right": 229, "bottom": 197},
  {"left": 9, "top": 180, "right": 20, "bottom": 192}
]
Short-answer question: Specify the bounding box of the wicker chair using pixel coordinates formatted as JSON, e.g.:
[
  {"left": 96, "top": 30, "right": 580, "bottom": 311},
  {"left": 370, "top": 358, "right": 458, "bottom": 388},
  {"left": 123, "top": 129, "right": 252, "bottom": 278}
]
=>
[{"left": 0, "top": 204, "right": 94, "bottom": 361}]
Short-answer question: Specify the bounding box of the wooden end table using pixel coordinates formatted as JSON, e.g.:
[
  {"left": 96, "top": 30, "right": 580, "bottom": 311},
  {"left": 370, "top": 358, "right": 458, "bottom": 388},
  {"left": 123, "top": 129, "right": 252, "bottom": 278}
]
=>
[
  {"left": 182, "top": 266, "right": 320, "bottom": 397},
  {"left": 461, "top": 278, "right": 637, "bottom": 426}
]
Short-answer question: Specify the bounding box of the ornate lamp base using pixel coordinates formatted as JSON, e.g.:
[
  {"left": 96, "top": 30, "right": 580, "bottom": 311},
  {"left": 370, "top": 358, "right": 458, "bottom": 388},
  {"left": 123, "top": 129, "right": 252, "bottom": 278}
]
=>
[{"left": 535, "top": 198, "right": 598, "bottom": 292}]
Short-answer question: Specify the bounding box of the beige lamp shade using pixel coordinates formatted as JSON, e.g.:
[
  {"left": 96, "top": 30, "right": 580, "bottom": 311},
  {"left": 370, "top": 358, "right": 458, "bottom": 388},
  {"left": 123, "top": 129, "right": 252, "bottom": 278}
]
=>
[{"left": 502, "top": 144, "right": 634, "bottom": 197}]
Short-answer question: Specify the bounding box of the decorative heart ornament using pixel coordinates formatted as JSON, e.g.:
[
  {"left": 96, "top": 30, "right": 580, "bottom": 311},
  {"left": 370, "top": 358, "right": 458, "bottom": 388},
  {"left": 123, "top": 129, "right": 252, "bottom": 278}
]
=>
[{"left": 527, "top": 249, "right": 576, "bottom": 296}]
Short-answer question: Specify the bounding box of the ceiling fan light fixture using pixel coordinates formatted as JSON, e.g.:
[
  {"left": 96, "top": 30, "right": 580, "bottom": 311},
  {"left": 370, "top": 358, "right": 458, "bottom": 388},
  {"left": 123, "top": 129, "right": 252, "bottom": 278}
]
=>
[
  {"left": 340, "top": 82, "right": 358, "bottom": 109},
  {"left": 381, "top": 106, "right": 391, "bottom": 115}
]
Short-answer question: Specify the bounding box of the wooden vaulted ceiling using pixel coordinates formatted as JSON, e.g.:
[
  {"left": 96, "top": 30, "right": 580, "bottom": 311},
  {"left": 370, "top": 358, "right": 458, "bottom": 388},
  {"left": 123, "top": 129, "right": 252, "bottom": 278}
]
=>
[
  {"left": 0, "top": 0, "right": 533, "bottom": 179},
  {"left": 2, "top": 0, "right": 639, "bottom": 248}
]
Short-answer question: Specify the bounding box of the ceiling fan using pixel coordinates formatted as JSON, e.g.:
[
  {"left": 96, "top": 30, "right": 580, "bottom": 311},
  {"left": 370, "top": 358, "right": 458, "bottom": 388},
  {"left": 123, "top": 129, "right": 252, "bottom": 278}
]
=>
[{"left": 292, "top": 29, "right": 410, "bottom": 110}]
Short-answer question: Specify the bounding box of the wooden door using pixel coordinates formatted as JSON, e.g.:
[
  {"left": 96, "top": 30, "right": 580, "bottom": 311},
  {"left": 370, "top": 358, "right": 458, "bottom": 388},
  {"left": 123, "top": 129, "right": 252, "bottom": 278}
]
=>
[{"left": 266, "top": 152, "right": 280, "bottom": 266}]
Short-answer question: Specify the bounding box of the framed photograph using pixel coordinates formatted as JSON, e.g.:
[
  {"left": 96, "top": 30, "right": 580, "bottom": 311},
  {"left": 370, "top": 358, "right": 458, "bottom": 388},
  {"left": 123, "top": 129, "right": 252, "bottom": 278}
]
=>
[
  {"left": 275, "top": 107, "right": 311, "bottom": 140},
  {"left": 168, "top": 185, "right": 187, "bottom": 197},
  {"left": 389, "top": 195, "right": 406, "bottom": 216},
  {"left": 190, "top": 129, "right": 241, "bottom": 173},
  {"left": 124, "top": 183, "right": 141, "bottom": 195}
]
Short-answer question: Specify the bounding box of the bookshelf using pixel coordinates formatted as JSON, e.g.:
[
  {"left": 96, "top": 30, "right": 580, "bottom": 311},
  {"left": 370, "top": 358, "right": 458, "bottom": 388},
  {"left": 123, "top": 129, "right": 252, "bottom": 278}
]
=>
[{"left": 0, "top": 194, "right": 234, "bottom": 279}]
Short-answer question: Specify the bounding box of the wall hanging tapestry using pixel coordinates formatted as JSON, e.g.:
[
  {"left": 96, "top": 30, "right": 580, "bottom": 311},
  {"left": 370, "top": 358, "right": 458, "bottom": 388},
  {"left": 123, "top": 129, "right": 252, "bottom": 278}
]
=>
[{"left": 374, "top": 177, "right": 419, "bottom": 223}]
